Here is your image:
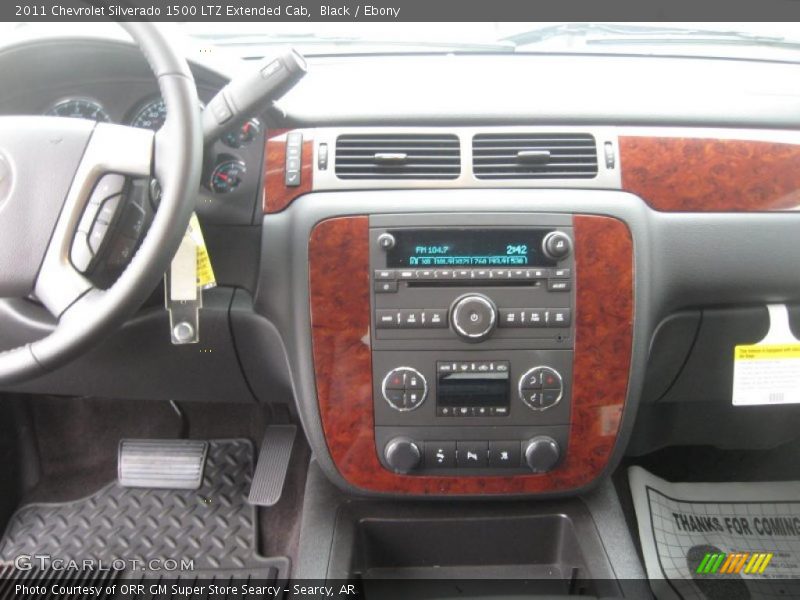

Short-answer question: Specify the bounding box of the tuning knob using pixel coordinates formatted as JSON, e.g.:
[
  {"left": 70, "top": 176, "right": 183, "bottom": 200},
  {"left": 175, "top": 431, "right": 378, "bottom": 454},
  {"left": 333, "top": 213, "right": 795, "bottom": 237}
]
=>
[
  {"left": 542, "top": 231, "right": 572, "bottom": 261},
  {"left": 523, "top": 436, "right": 560, "bottom": 473},
  {"left": 450, "top": 293, "right": 497, "bottom": 342},
  {"left": 384, "top": 437, "right": 421, "bottom": 474}
]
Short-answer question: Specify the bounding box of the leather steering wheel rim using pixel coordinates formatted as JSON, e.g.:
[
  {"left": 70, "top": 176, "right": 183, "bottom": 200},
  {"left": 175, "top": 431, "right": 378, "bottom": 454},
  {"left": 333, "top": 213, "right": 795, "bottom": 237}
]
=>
[{"left": 0, "top": 23, "right": 202, "bottom": 385}]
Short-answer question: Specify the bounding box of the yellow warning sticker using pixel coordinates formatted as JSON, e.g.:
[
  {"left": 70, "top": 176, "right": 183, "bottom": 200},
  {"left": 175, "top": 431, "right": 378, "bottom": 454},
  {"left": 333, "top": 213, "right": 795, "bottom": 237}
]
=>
[
  {"left": 733, "top": 344, "right": 800, "bottom": 405},
  {"left": 187, "top": 213, "right": 217, "bottom": 290},
  {"left": 735, "top": 344, "right": 800, "bottom": 360}
]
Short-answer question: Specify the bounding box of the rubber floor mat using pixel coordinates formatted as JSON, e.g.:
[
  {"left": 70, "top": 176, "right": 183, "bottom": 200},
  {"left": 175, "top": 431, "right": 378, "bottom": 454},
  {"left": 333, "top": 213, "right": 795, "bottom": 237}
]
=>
[
  {"left": 629, "top": 466, "right": 800, "bottom": 600},
  {"left": 0, "top": 439, "right": 287, "bottom": 581}
]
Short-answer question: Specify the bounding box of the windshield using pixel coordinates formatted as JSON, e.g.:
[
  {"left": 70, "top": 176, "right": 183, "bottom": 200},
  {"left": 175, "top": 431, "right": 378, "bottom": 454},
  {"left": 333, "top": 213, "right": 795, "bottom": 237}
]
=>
[{"left": 5, "top": 22, "right": 800, "bottom": 61}]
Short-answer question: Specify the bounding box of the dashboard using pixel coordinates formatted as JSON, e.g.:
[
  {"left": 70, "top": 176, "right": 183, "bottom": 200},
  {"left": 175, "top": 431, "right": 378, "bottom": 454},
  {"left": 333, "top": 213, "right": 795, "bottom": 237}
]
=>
[{"left": 3, "top": 34, "right": 800, "bottom": 499}]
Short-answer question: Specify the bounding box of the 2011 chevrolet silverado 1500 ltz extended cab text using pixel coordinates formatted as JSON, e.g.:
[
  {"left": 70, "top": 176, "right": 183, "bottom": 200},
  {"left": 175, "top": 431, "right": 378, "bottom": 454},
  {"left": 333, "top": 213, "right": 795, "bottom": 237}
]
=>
[{"left": 0, "top": 19, "right": 799, "bottom": 600}]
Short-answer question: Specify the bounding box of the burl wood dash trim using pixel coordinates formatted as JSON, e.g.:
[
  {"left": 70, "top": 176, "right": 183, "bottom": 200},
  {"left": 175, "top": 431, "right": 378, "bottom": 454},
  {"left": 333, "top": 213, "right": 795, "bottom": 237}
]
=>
[
  {"left": 262, "top": 129, "right": 313, "bottom": 213},
  {"left": 309, "top": 215, "right": 633, "bottom": 495},
  {"left": 619, "top": 136, "right": 800, "bottom": 212}
]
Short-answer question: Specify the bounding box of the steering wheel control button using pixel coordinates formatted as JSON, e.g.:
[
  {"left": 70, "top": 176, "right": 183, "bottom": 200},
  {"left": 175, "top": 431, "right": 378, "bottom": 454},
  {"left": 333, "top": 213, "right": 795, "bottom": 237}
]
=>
[
  {"left": 520, "top": 367, "right": 564, "bottom": 411},
  {"left": 450, "top": 294, "right": 497, "bottom": 341},
  {"left": 542, "top": 231, "right": 573, "bottom": 261},
  {"left": 457, "top": 441, "right": 488, "bottom": 468},
  {"left": 384, "top": 438, "right": 421, "bottom": 474},
  {"left": 524, "top": 436, "right": 561, "bottom": 473},
  {"left": 382, "top": 367, "right": 427, "bottom": 411},
  {"left": 425, "top": 441, "right": 456, "bottom": 469},
  {"left": 70, "top": 232, "right": 93, "bottom": 272},
  {"left": 489, "top": 441, "right": 522, "bottom": 468}
]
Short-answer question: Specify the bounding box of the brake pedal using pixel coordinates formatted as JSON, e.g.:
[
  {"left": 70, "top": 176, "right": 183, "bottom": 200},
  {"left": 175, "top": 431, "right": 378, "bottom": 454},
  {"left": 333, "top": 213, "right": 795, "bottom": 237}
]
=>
[
  {"left": 248, "top": 425, "right": 297, "bottom": 507},
  {"left": 118, "top": 439, "right": 208, "bottom": 490}
]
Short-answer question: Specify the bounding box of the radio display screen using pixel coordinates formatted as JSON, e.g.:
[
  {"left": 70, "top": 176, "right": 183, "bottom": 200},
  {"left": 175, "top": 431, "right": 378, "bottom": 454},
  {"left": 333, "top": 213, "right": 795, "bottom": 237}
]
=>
[{"left": 386, "top": 229, "right": 555, "bottom": 268}]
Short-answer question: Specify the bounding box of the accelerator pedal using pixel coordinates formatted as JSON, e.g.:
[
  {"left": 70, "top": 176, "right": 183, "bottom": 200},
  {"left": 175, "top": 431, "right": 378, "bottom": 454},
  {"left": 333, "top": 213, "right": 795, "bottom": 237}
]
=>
[
  {"left": 118, "top": 439, "right": 208, "bottom": 490},
  {"left": 248, "top": 424, "right": 297, "bottom": 507}
]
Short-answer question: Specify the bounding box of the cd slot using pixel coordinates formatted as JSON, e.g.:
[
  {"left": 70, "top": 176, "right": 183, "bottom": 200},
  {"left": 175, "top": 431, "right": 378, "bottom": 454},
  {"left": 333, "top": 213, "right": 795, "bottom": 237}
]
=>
[{"left": 408, "top": 280, "right": 542, "bottom": 288}]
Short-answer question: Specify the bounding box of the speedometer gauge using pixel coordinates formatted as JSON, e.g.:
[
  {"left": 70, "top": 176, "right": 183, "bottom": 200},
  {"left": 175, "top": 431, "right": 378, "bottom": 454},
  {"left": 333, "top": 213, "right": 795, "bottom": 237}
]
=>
[
  {"left": 130, "top": 98, "right": 167, "bottom": 130},
  {"left": 46, "top": 98, "right": 110, "bottom": 122}
]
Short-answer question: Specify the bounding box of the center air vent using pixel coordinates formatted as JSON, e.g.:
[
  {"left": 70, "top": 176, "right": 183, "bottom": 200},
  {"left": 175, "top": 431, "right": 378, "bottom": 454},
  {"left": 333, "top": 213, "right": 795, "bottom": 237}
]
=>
[
  {"left": 472, "top": 133, "right": 598, "bottom": 179},
  {"left": 336, "top": 134, "right": 460, "bottom": 180}
]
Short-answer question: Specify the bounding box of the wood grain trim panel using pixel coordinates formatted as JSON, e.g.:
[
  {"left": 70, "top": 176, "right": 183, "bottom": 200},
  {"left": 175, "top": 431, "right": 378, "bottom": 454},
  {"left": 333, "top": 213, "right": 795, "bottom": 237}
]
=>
[
  {"left": 309, "top": 215, "right": 633, "bottom": 495},
  {"left": 262, "top": 129, "right": 313, "bottom": 213},
  {"left": 620, "top": 136, "right": 800, "bottom": 212}
]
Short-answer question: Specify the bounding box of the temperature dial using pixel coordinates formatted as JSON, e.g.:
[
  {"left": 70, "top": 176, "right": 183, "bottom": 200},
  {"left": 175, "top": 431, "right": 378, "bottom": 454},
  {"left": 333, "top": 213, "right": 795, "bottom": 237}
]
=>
[
  {"left": 209, "top": 159, "right": 246, "bottom": 194},
  {"left": 382, "top": 367, "right": 427, "bottom": 411},
  {"left": 519, "top": 366, "right": 564, "bottom": 411}
]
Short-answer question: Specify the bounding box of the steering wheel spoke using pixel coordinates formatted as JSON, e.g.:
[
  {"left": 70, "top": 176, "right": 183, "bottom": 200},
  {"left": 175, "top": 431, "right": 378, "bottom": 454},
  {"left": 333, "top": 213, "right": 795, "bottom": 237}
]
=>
[
  {"left": 0, "top": 23, "right": 201, "bottom": 385},
  {"left": 34, "top": 123, "right": 155, "bottom": 318}
]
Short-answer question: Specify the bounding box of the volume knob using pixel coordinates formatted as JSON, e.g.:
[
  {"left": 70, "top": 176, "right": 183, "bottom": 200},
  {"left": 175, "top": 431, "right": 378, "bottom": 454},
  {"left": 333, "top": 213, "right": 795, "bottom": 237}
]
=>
[
  {"left": 384, "top": 437, "right": 421, "bottom": 474},
  {"left": 523, "top": 436, "right": 561, "bottom": 473},
  {"left": 450, "top": 294, "right": 497, "bottom": 342}
]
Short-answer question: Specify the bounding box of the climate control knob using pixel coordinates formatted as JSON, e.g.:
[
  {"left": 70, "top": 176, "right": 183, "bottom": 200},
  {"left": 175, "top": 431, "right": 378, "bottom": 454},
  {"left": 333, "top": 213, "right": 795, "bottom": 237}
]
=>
[
  {"left": 384, "top": 437, "right": 421, "bottom": 474},
  {"left": 450, "top": 294, "right": 497, "bottom": 342},
  {"left": 523, "top": 436, "right": 561, "bottom": 473}
]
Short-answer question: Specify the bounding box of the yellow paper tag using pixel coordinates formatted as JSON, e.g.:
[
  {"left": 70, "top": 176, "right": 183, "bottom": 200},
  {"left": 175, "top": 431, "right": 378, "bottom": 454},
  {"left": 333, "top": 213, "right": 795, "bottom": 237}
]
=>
[
  {"left": 735, "top": 344, "right": 800, "bottom": 360},
  {"left": 187, "top": 213, "right": 216, "bottom": 290},
  {"left": 732, "top": 343, "right": 800, "bottom": 405}
]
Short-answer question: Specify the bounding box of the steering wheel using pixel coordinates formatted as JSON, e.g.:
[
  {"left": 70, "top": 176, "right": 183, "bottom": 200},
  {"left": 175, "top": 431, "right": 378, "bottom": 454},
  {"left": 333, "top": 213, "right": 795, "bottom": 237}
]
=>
[{"left": 0, "top": 23, "right": 202, "bottom": 385}]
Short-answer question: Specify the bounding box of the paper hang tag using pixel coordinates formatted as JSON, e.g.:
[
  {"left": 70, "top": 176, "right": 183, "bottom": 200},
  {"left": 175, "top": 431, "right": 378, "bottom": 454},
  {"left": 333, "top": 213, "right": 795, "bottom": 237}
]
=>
[
  {"left": 732, "top": 304, "right": 800, "bottom": 406},
  {"left": 187, "top": 213, "right": 216, "bottom": 290}
]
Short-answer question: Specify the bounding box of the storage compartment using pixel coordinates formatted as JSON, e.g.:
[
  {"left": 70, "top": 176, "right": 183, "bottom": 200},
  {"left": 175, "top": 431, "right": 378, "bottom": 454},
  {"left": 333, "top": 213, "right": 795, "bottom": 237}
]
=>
[{"left": 327, "top": 500, "right": 621, "bottom": 598}]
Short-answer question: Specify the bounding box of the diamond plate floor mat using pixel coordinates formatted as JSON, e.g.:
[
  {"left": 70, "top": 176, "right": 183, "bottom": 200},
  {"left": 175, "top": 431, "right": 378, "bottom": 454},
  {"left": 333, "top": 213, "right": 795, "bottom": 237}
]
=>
[{"left": 0, "top": 439, "right": 288, "bottom": 586}]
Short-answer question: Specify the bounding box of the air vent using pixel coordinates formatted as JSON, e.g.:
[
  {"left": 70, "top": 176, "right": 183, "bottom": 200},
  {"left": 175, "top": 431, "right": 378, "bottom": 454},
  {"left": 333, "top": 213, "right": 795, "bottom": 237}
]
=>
[
  {"left": 472, "top": 133, "right": 598, "bottom": 179},
  {"left": 336, "top": 134, "right": 460, "bottom": 180}
]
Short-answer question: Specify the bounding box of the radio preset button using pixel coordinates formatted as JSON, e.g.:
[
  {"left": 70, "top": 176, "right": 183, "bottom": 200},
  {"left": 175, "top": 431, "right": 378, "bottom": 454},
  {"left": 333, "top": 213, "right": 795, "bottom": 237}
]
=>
[
  {"left": 426, "top": 309, "right": 448, "bottom": 328},
  {"left": 399, "top": 310, "right": 421, "bottom": 328},
  {"left": 374, "top": 269, "right": 396, "bottom": 280},
  {"left": 397, "top": 269, "right": 416, "bottom": 279}
]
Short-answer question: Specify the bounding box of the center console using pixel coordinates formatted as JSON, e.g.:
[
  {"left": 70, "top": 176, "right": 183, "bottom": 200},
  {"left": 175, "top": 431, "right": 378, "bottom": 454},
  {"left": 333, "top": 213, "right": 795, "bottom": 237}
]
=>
[
  {"left": 307, "top": 208, "right": 633, "bottom": 496},
  {"left": 369, "top": 216, "right": 575, "bottom": 476}
]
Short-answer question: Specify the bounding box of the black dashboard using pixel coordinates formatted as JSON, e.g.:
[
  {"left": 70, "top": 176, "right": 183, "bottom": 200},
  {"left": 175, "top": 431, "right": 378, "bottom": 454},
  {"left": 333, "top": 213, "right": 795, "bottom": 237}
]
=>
[{"left": 2, "top": 32, "right": 800, "bottom": 499}]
